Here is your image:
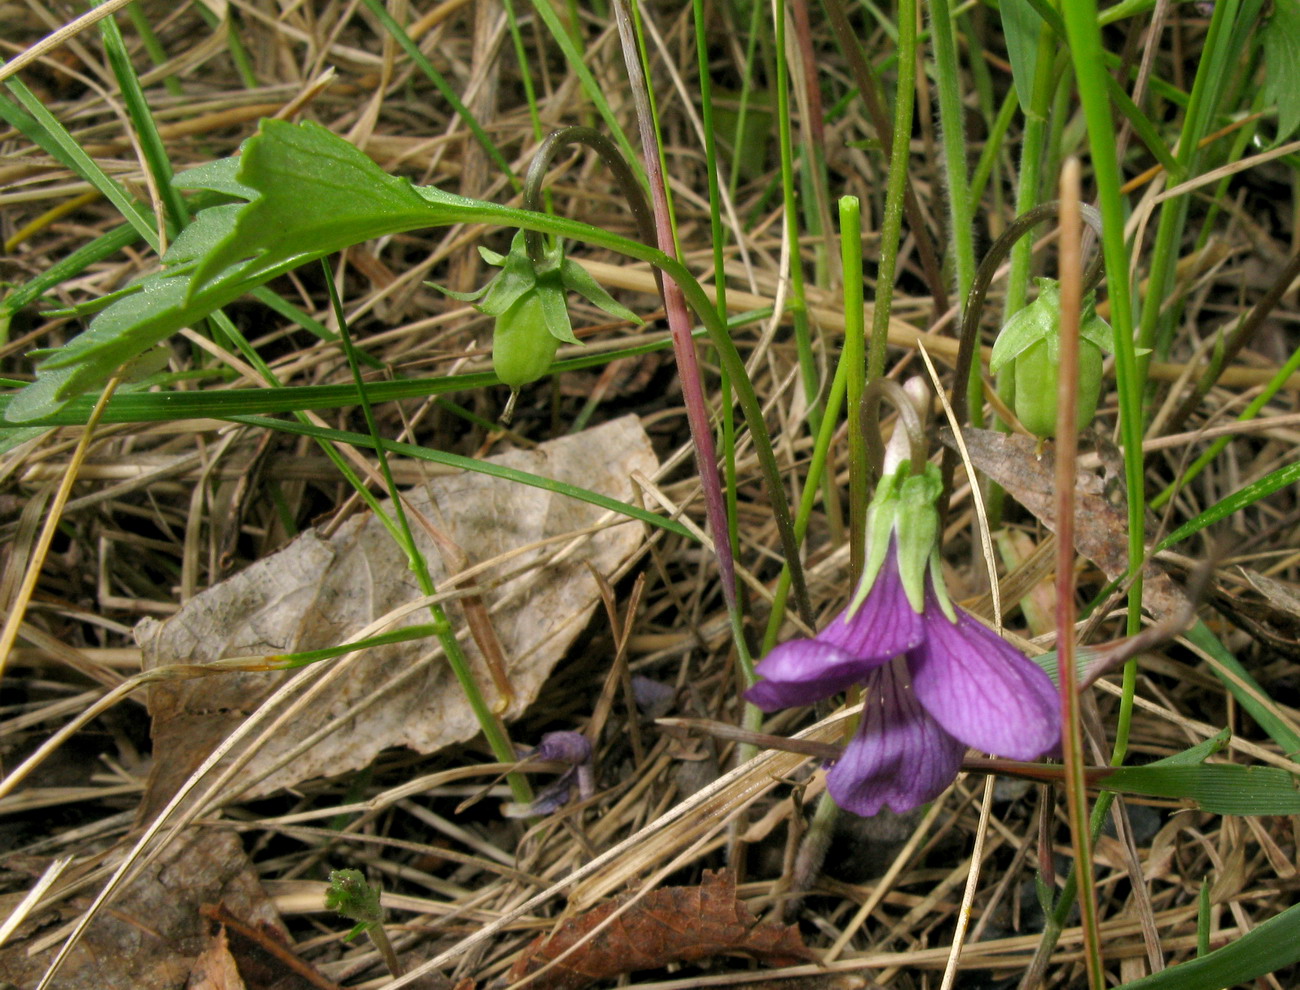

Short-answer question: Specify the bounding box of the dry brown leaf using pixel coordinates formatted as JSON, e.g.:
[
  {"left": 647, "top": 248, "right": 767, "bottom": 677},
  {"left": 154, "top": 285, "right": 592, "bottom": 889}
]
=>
[
  {"left": 199, "top": 905, "right": 342, "bottom": 990},
  {"left": 504, "top": 870, "right": 815, "bottom": 990},
  {"left": 1212, "top": 569, "right": 1300, "bottom": 658},
  {"left": 187, "top": 927, "right": 247, "bottom": 990},
  {"left": 0, "top": 830, "right": 280, "bottom": 990},
  {"left": 135, "top": 416, "right": 656, "bottom": 815},
  {"left": 947, "top": 428, "right": 1190, "bottom": 621}
]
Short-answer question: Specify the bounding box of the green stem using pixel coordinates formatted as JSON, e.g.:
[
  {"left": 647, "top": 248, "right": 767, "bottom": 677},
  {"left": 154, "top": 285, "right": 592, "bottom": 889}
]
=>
[
  {"left": 325, "top": 261, "right": 530, "bottom": 805},
  {"left": 867, "top": 0, "right": 916, "bottom": 383},
  {"left": 841, "top": 197, "right": 867, "bottom": 585},
  {"left": 521, "top": 127, "right": 657, "bottom": 274}
]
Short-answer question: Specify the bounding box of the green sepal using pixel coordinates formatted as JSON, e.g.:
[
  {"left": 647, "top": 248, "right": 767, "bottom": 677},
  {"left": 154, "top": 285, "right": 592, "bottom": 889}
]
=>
[
  {"left": 991, "top": 278, "right": 1113, "bottom": 373},
  {"left": 892, "top": 465, "right": 942, "bottom": 613},
  {"left": 990, "top": 278, "right": 1060, "bottom": 375},
  {"left": 431, "top": 281, "right": 490, "bottom": 303},
  {"left": 476, "top": 232, "right": 540, "bottom": 316},
  {"left": 537, "top": 278, "right": 580, "bottom": 345},
  {"left": 1078, "top": 293, "right": 1113, "bottom": 355},
  {"left": 925, "top": 549, "right": 958, "bottom": 621},
  {"left": 847, "top": 462, "right": 942, "bottom": 616},
  {"left": 560, "top": 256, "right": 641, "bottom": 325}
]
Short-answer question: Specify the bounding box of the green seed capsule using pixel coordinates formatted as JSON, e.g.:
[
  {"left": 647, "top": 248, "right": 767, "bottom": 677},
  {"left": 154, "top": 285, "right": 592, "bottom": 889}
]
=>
[
  {"left": 1012, "top": 335, "right": 1103, "bottom": 438},
  {"left": 492, "top": 291, "right": 558, "bottom": 389}
]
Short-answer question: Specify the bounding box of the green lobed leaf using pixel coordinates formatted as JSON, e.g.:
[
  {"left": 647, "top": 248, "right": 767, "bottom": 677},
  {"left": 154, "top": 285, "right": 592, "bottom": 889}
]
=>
[
  {"left": 4, "top": 120, "right": 658, "bottom": 422},
  {"left": 189, "top": 119, "right": 462, "bottom": 288},
  {"left": 173, "top": 156, "right": 255, "bottom": 199},
  {"left": 1263, "top": 0, "right": 1300, "bottom": 141}
]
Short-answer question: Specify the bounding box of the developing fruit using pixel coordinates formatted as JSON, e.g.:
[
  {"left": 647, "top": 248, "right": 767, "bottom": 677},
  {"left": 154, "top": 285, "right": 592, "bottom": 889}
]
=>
[
  {"left": 492, "top": 291, "right": 559, "bottom": 389},
  {"left": 1008, "top": 332, "right": 1104, "bottom": 438},
  {"left": 990, "top": 278, "right": 1111, "bottom": 439}
]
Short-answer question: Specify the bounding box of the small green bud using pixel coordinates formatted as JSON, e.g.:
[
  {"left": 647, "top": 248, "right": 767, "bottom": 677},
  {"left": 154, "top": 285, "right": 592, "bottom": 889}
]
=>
[
  {"left": 493, "top": 290, "right": 559, "bottom": 389},
  {"left": 990, "top": 278, "right": 1111, "bottom": 439},
  {"left": 325, "top": 868, "right": 383, "bottom": 937},
  {"left": 429, "top": 230, "right": 642, "bottom": 399}
]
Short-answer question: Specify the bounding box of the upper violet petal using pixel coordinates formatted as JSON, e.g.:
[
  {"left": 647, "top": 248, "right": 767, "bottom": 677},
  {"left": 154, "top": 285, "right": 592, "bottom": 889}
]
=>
[
  {"left": 820, "top": 546, "right": 925, "bottom": 662},
  {"left": 746, "top": 639, "right": 876, "bottom": 710},
  {"left": 826, "top": 657, "right": 967, "bottom": 816},
  {"left": 908, "top": 589, "right": 1060, "bottom": 760}
]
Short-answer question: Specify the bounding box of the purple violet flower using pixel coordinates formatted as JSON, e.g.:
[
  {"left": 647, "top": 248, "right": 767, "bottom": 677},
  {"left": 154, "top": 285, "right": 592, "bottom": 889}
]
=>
[
  {"left": 502, "top": 731, "right": 595, "bottom": 819},
  {"left": 745, "top": 462, "right": 1060, "bottom": 817}
]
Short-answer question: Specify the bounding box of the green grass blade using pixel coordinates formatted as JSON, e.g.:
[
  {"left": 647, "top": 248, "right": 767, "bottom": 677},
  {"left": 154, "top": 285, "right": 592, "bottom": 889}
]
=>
[
  {"left": 0, "top": 336, "right": 684, "bottom": 426},
  {"left": 0, "top": 71, "right": 155, "bottom": 245},
  {"left": 356, "top": 0, "right": 518, "bottom": 188},
  {"left": 224, "top": 414, "right": 694, "bottom": 541},
  {"left": 1115, "top": 900, "right": 1300, "bottom": 989},
  {"left": 1156, "top": 458, "right": 1300, "bottom": 554},
  {"left": 95, "top": 0, "right": 187, "bottom": 234},
  {"left": 1182, "top": 621, "right": 1300, "bottom": 759},
  {"left": 1099, "top": 764, "right": 1300, "bottom": 814},
  {"left": 525, "top": 0, "right": 640, "bottom": 174}
]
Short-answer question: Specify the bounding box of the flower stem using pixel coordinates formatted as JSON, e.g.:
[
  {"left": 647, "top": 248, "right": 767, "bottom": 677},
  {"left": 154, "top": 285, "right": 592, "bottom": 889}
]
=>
[
  {"left": 842, "top": 196, "right": 868, "bottom": 585},
  {"left": 367, "top": 924, "right": 403, "bottom": 978},
  {"left": 521, "top": 127, "right": 657, "bottom": 280}
]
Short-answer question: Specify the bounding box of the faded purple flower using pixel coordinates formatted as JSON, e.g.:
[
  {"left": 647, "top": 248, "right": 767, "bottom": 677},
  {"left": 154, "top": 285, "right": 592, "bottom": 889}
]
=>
[
  {"left": 746, "top": 461, "right": 1060, "bottom": 817},
  {"left": 502, "top": 731, "right": 595, "bottom": 819}
]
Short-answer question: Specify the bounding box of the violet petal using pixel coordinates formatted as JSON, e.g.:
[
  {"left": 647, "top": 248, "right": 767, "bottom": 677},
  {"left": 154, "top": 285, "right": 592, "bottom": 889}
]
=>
[
  {"left": 826, "top": 657, "right": 967, "bottom": 816},
  {"left": 747, "top": 639, "right": 878, "bottom": 710},
  {"left": 747, "top": 548, "right": 924, "bottom": 711},
  {"left": 908, "top": 589, "right": 1060, "bottom": 760},
  {"left": 822, "top": 545, "right": 926, "bottom": 660},
  {"left": 534, "top": 731, "right": 592, "bottom": 766}
]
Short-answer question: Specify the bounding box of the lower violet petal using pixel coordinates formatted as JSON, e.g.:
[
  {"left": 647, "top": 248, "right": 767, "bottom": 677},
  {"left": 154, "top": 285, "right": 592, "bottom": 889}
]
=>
[
  {"left": 825, "top": 657, "right": 967, "bottom": 816},
  {"left": 908, "top": 590, "right": 1060, "bottom": 760}
]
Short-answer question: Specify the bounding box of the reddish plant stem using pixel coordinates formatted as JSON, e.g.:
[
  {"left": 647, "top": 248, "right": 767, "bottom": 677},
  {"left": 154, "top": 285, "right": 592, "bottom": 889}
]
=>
[
  {"left": 1056, "top": 157, "right": 1104, "bottom": 989},
  {"left": 609, "top": 0, "right": 738, "bottom": 612}
]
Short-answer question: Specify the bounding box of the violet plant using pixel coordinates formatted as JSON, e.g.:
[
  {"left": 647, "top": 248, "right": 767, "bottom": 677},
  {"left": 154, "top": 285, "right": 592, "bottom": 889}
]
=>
[{"left": 746, "top": 379, "right": 1060, "bottom": 816}]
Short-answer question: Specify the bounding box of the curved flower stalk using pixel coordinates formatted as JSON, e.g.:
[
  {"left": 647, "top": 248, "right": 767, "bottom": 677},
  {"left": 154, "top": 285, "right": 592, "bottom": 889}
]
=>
[{"left": 746, "top": 383, "right": 1060, "bottom": 816}]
